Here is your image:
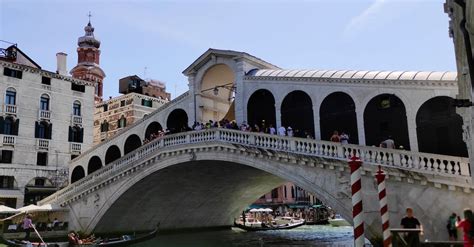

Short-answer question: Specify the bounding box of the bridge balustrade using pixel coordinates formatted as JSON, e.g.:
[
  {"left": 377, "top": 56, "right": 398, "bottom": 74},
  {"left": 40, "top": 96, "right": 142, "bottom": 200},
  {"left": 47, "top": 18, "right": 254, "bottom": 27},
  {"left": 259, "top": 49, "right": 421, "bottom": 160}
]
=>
[{"left": 41, "top": 128, "right": 471, "bottom": 206}]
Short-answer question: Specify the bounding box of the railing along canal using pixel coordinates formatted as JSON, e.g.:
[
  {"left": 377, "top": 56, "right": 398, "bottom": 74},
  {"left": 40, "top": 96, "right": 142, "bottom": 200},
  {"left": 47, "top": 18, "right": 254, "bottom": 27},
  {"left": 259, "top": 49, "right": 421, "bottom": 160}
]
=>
[{"left": 41, "top": 129, "right": 471, "bottom": 205}]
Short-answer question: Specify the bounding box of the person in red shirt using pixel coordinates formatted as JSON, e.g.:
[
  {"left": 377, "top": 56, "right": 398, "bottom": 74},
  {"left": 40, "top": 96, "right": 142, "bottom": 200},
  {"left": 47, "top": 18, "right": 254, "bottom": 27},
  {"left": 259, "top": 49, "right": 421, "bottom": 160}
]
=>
[{"left": 456, "top": 208, "right": 474, "bottom": 247}]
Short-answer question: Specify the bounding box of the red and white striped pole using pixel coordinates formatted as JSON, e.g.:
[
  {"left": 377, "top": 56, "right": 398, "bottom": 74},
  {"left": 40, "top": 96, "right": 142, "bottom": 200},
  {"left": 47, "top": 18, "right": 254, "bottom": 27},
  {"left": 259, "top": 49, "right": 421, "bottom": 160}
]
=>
[
  {"left": 375, "top": 166, "right": 391, "bottom": 247},
  {"left": 349, "top": 156, "right": 365, "bottom": 247}
]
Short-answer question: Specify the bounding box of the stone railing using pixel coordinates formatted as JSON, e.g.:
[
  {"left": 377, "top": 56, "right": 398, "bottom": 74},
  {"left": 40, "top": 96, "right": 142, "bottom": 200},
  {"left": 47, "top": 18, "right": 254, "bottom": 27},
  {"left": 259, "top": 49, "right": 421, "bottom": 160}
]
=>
[
  {"left": 41, "top": 129, "right": 471, "bottom": 206},
  {"left": 71, "top": 91, "right": 190, "bottom": 162},
  {"left": 39, "top": 110, "right": 51, "bottom": 120},
  {"left": 4, "top": 104, "right": 17, "bottom": 115},
  {"left": 1, "top": 134, "right": 16, "bottom": 146},
  {"left": 71, "top": 115, "right": 82, "bottom": 126},
  {"left": 36, "top": 139, "right": 49, "bottom": 150}
]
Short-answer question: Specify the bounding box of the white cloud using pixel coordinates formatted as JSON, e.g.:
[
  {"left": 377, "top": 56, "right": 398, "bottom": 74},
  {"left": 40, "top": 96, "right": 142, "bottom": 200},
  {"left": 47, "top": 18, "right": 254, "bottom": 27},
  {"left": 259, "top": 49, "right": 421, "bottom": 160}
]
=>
[{"left": 343, "top": 0, "right": 389, "bottom": 37}]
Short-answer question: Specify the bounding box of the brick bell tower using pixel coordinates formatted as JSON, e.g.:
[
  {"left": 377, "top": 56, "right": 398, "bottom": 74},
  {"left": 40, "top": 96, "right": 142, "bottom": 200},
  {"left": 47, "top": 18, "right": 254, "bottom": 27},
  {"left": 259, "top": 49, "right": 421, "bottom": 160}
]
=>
[{"left": 70, "top": 14, "right": 106, "bottom": 103}]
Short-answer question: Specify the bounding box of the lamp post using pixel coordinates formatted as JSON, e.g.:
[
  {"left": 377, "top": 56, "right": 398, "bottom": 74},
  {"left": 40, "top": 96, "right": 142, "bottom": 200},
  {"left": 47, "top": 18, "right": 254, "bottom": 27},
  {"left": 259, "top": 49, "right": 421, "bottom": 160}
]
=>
[{"left": 193, "top": 83, "right": 236, "bottom": 124}]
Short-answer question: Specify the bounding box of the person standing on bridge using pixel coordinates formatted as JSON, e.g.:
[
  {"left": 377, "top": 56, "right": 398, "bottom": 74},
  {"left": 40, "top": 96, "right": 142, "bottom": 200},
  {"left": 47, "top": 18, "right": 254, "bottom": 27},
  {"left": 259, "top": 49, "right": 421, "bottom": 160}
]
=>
[
  {"left": 330, "top": 131, "right": 340, "bottom": 142},
  {"left": 401, "top": 207, "right": 423, "bottom": 247},
  {"left": 456, "top": 208, "right": 474, "bottom": 247},
  {"left": 380, "top": 136, "right": 395, "bottom": 149}
]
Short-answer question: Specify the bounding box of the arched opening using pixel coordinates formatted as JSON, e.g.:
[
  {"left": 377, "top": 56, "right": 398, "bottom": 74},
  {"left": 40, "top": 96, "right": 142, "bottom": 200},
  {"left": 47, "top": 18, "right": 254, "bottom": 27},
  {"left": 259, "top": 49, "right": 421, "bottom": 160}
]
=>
[
  {"left": 166, "top": 109, "right": 188, "bottom": 133},
  {"left": 416, "top": 96, "right": 467, "bottom": 156},
  {"left": 5, "top": 87, "right": 16, "bottom": 105},
  {"left": 364, "top": 94, "right": 410, "bottom": 149},
  {"left": 199, "top": 64, "right": 235, "bottom": 122},
  {"left": 281, "top": 91, "right": 314, "bottom": 138},
  {"left": 73, "top": 100, "right": 81, "bottom": 116},
  {"left": 71, "top": 166, "right": 86, "bottom": 183},
  {"left": 247, "top": 89, "right": 276, "bottom": 130},
  {"left": 24, "top": 177, "right": 55, "bottom": 205},
  {"left": 320, "top": 92, "right": 358, "bottom": 143},
  {"left": 105, "top": 145, "right": 121, "bottom": 165},
  {"left": 88, "top": 156, "right": 103, "bottom": 175},
  {"left": 124, "top": 134, "right": 142, "bottom": 155},
  {"left": 40, "top": 94, "right": 50, "bottom": 111},
  {"left": 145, "top": 122, "right": 163, "bottom": 140}
]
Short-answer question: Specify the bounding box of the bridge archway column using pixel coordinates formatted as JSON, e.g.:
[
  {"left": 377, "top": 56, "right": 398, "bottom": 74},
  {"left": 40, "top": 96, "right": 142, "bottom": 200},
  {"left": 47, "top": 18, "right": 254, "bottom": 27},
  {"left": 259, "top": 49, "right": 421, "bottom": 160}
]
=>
[
  {"left": 233, "top": 59, "right": 245, "bottom": 125},
  {"left": 355, "top": 105, "right": 366, "bottom": 146},
  {"left": 406, "top": 109, "right": 419, "bottom": 152},
  {"left": 312, "top": 103, "right": 321, "bottom": 140},
  {"left": 275, "top": 100, "right": 282, "bottom": 130}
]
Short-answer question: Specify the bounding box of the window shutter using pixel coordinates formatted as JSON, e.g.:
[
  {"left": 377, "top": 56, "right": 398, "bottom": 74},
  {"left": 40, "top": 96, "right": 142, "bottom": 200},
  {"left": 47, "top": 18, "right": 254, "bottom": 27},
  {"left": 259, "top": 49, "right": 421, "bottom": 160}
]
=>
[
  {"left": 68, "top": 126, "right": 73, "bottom": 142},
  {"left": 79, "top": 128, "right": 84, "bottom": 143},
  {"left": 13, "top": 119, "right": 19, "bottom": 135},
  {"left": 34, "top": 122, "right": 39, "bottom": 138},
  {"left": 0, "top": 117, "right": 4, "bottom": 135},
  {"left": 48, "top": 123, "right": 52, "bottom": 139}
]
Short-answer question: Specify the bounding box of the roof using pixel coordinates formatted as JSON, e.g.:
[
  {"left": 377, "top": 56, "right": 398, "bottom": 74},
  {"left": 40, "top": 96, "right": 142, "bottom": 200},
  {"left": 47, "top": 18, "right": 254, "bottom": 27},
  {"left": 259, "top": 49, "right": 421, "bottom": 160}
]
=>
[
  {"left": 248, "top": 69, "right": 457, "bottom": 81},
  {"left": 182, "top": 48, "right": 280, "bottom": 75}
]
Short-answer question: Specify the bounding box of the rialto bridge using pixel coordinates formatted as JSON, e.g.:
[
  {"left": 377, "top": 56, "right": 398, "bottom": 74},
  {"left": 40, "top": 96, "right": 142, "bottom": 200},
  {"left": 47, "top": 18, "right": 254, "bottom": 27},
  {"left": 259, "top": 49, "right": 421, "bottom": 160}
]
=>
[{"left": 40, "top": 49, "right": 474, "bottom": 241}]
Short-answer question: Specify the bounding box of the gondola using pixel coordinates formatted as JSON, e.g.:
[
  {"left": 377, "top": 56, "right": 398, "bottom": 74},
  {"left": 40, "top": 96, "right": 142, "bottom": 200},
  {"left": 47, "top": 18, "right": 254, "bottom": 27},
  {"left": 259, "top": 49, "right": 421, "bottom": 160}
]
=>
[{"left": 0, "top": 226, "right": 159, "bottom": 247}]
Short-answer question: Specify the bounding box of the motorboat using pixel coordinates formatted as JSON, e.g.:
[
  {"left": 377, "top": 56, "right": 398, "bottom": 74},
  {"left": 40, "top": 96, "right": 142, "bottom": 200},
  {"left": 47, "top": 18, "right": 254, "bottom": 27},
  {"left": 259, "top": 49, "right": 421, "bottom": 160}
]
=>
[
  {"left": 234, "top": 216, "right": 305, "bottom": 231},
  {"left": 328, "top": 214, "right": 351, "bottom": 227}
]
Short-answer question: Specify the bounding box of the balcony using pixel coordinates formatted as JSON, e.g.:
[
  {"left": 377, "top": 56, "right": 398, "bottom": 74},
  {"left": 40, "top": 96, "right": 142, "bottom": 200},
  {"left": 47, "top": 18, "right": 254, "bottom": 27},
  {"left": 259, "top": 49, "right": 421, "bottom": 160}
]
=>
[
  {"left": 0, "top": 135, "right": 16, "bottom": 147},
  {"left": 4, "top": 104, "right": 17, "bottom": 115},
  {"left": 36, "top": 139, "right": 49, "bottom": 150},
  {"left": 70, "top": 142, "right": 82, "bottom": 154},
  {"left": 39, "top": 110, "right": 51, "bottom": 120},
  {"left": 71, "top": 115, "right": 82, "bottom": 126}
]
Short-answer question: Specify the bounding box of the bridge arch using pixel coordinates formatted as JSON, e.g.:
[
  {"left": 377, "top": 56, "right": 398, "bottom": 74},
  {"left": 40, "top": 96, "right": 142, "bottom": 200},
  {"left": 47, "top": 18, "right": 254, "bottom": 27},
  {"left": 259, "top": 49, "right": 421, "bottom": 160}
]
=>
[
  {"left": 144, "top": 122, "right": 163, "bottom": 140},
  {"left": 247, "top": 89, "right": 276, "bottom": 130},
  {"left": 87, "top": 156, "right": 102, "bottom": 175},
  {"left": 71, "top": 166, "right": 86, "bottom": 183},
  {"left": 166, "top": 109, "right": 189, "bottom": 133},
  {"left": 320, "top": 92, "right": 358, "bottom": 143},
  {"left": 281, "top": 90, "right": 314, "bottom": 137},
  {"left": 416, "top": 96, "right": 467, "bottom": 157},
  {"left": 124, "top": 134, "right": 142, "bottom": 155},
  {"left": 105, "top": 145, "right": 121, "bottom": 165},
  {"left": 364, "top": 94, "right": 410, "bottom": 149}
]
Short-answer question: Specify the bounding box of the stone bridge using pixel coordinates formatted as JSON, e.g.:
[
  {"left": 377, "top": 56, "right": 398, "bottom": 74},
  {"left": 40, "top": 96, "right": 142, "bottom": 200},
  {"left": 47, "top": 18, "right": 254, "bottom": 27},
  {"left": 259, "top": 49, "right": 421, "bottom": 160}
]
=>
[{"left": 41, "top": 129, "right": 474, "bottom": 241}]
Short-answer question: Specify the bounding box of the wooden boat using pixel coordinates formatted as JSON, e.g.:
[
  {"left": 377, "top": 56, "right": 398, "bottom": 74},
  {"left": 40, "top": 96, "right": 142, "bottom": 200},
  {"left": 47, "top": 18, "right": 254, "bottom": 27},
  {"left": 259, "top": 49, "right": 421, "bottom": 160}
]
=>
[
  {"left": 0, "top": 226, "right": 159, "bottom": 247},
  {"left": 234, "top": 217, "right": 305, "bottom": 231}
]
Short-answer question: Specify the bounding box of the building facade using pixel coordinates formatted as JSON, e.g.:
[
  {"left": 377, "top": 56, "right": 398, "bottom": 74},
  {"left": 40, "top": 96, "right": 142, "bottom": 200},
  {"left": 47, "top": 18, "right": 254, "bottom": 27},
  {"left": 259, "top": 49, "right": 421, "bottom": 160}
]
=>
[
  {"left": 253, "top": 182, "right": 318, "bottom": 207},
  {"left": 0, "top": 44, "right": 95, "bottom": 207}
]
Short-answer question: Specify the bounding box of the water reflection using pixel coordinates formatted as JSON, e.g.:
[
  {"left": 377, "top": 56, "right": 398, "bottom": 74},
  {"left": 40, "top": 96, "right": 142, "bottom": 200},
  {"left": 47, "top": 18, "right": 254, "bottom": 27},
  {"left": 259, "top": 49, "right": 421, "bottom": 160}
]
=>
[{"left": 133, "top": 225, "right": 354, "bottom": 247}]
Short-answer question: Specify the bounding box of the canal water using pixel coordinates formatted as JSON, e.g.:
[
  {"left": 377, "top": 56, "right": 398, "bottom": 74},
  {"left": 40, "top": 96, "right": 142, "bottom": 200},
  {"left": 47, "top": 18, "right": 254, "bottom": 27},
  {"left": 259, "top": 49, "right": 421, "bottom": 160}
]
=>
[{"left": 133, "top": 225, "right": 354, "bottom": 247}]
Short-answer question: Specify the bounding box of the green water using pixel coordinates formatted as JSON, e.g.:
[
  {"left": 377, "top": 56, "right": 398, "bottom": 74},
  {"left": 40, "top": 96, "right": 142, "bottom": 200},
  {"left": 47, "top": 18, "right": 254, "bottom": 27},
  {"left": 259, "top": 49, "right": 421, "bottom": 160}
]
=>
[{"left": 132, "top": 225, "right": 354, "bottom": 247}]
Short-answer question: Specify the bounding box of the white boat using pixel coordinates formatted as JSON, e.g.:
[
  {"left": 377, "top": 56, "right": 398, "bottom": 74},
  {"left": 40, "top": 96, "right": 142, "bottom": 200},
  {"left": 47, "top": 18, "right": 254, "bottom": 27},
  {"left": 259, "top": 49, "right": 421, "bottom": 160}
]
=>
[{"left": 328, "top": 214, "right": 351, "bottom": 227}]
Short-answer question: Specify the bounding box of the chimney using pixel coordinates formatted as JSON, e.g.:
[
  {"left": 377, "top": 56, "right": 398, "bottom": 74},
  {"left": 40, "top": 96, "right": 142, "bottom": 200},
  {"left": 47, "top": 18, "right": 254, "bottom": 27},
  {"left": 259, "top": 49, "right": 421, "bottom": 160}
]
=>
[{"left": 56, "top": 52, "right": 68, "bottom": 76}]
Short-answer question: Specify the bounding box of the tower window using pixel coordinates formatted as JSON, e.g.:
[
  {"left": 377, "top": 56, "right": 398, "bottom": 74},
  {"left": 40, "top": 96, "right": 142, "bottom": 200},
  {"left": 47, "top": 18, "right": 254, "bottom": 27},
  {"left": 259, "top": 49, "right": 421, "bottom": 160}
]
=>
[
  {"left": 71, "top": 83, "right": 85, "bottom": 92},
  {"left": 41, "top": 77, "right": 51, "bottom": 85},
  {"left": 3, "top": 68, "right": 22, "bottom": 79}
]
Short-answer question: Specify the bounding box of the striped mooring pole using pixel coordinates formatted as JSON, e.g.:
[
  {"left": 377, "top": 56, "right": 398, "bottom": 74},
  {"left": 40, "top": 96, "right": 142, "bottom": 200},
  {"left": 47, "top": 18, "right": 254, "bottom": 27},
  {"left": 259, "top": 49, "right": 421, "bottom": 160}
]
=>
[
  {"left": 349, "top": 156, "right": 365, "bottom": 247},
  {"left": 375, "top": 166, "right": 391, "bottom": 247}
]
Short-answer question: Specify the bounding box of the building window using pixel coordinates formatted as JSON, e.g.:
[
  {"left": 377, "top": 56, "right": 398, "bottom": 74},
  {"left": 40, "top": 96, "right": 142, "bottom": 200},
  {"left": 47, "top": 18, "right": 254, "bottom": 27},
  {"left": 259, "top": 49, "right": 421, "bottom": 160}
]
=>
[
  {"left": 271, "top": 188, "right": 278, "bottom": 199},
  {"left": 0, "top": 150, "right": 13, "bottom": 164},
  {"left": 120, "top": 100, "right": 125, "bottom": 107},
  {"left": 5, "top": 88, "right": 16, "bottom": 105},
  {"left": 68, "top": 126, "right": 83, "bottom": 143},
  {"left": 117, "top": 116, "right": 126, "bottom": 128},
  {"left": 41, "top": 76, "right": 51, "bottom": 85},
  {"left": 73, "top": 101, "right": 81, "bottom": 116},
  {"left": 103, "top": 104, "right": 108, "bottom": 112},
  {"left": 40, "top": 94, "right": 50, "bottom": 111},
  {"left": 100, "top": 121, "right": 109, "bottom": 132},
  {"left": 291, "top": 186, "right": 295, "bottom": 198},
  {"left": 284, "top": 186, "right": 287, "bottom": 198},
  {"left": 3, "top": 68, "right": 22, "bottom": 79},
  {"left": 0, "top": 176, "right": 14, "bottom": 189},
  {"left": 141, "top": 99, "right": 152, "bottom": 107},
  {"left": 36, "top": 152, "right": 48, "bottom": 166},
  {"left": 35, "top": 121, "right": 52, "bottom": 139},
  {"left": 0, "top": 117, "right": 19, "bottom": 136},
  {"left": 71, "top": 83, "right": 85, "bottom": 92}
]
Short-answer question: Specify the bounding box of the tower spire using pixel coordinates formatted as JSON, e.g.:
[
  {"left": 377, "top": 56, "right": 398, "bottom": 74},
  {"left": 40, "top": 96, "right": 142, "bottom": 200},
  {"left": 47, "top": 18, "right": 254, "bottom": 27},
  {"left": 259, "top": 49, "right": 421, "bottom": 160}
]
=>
[{"left": 88, "top": 11, "right": 92, "bottom": 24}]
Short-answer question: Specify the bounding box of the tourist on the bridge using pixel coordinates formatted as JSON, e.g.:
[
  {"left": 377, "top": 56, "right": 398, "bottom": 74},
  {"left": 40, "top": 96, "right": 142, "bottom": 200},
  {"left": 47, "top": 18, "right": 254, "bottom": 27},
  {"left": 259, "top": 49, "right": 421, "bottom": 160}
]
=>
[
  {"left": 278, "top": 125, "right": 286, "bottom": 136},
  {"left": 340, "top": 132, "right": 349, "bottom": 144},
  {"left": 261, "top": 120, "right": 268, "bottom": 133},
  {"left": 22, "top": 213, "right": 33, "bottom": 240},
  {"left": 456, "top": 208, "right": 474, "bottom": 247},
  {"left": 287, "top": 126, "right": 293, "bottom": 137},
  {"left": 330, "top": 131, "right": 340, "bottom": 142},
  {"left": 380, "top": 136, "right": 395, "bottom": 149},
  {"left": 401, "top": 207, "right": 423, "bottom": 247},
  {"left": 447, "top": 212, "right": 458, "bottom": 241},
  {"left": 269, "top": 124, "right": 276, "bottom": 135}
]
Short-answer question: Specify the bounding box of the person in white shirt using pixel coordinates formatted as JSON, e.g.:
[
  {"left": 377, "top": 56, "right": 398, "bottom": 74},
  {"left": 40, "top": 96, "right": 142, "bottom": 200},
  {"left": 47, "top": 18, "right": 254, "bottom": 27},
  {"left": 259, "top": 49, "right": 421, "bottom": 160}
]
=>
[
  {"left": 278, "top": 126, "right": 286, "bottom": 136},
  {"left": 340, "top": 132, "right": 349, "bottom": 144},
  {"left": 287, "top": 126, "right": 294, "bottom": 137},
  {"left": 269, "top": 124, "right": 276, "bottom": 135}
]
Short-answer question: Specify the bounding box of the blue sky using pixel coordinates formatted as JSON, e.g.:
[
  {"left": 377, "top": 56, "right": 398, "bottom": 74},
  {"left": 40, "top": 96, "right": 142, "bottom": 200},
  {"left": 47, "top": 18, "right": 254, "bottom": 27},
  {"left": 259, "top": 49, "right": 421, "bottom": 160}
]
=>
[{"left": 1, "top": 0, "right": 455, "bottom": 99}]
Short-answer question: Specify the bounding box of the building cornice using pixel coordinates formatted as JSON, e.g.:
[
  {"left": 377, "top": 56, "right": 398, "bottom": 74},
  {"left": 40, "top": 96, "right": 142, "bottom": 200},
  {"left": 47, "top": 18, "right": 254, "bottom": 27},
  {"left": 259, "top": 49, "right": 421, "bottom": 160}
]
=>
[
  {"left": 95, "top": 92, "right": 169, "bottom": 107},
  {"left": 0, "top": 60, "right": 96, "bottom": 87}
]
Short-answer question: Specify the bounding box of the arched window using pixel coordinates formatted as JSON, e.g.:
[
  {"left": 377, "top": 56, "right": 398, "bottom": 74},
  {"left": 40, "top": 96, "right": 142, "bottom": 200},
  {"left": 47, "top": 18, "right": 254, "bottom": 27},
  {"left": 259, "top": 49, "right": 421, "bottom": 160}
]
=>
[
  {"left": 40, "top": 94, "right": 50, "bottom": 111},
  {"left": 118, "top": 116, "right": 127, "bottom": 128},
  {"left": 73, "top": 101, "right": 81, "bottom": 116},
  {"left": 5, "top": 88, "right": 16, "bottom": 105},
  {"left": 68, "top": 126, "right": 83, "bottom": 143},
  {"left": 3, "top": 117, "right": 14, "bottom": 135},
  {"left": 35, "top": 121, "right": 52, "bottom": 139}
]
